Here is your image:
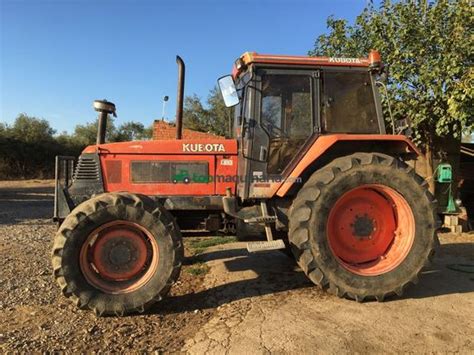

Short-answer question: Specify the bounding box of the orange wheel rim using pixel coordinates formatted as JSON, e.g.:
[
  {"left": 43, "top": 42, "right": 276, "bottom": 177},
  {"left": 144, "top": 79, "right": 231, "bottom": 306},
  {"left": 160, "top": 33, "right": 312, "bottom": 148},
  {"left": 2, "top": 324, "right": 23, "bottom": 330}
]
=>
[
  {"left": 327, "top": 184, "right": 415, "bottom": 276},
  {"left": 80, "top": 221, "right": 159, "bottom": 294}
]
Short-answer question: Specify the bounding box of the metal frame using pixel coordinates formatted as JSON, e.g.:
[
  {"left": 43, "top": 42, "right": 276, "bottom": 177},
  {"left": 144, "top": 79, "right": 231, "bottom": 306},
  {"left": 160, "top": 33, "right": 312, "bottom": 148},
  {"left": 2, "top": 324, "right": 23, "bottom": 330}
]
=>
[{"left": 53, "top": 155, "right": 75, "bottom": 221}]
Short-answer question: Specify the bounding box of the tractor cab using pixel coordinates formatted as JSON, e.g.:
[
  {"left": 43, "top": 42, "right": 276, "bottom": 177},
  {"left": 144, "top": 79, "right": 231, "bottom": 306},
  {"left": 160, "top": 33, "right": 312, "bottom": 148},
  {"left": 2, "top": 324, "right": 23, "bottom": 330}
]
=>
[{"left": 219, "top": 51, "right": 387, "bottom": 199}]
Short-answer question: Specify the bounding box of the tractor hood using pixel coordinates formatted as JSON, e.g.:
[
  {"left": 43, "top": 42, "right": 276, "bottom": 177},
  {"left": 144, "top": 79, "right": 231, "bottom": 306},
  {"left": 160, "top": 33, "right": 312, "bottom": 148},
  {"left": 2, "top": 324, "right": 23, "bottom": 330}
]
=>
[{"left": 82, "top": 139, "right": 238, "bottom": 155}]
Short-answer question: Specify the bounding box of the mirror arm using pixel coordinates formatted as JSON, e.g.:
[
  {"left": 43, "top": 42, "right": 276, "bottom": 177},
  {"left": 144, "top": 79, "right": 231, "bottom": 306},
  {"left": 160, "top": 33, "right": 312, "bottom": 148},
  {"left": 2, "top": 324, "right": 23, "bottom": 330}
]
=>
[{"left": 244, "top": 85, "right": 262, "bottom": 93}]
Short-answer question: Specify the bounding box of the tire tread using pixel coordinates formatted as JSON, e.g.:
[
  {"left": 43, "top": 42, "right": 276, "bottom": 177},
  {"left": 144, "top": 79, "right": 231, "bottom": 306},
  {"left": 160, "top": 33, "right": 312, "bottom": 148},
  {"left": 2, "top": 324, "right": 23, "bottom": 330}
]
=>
[
  {"left": 289, "top": 152, "right": 438, "bottom": 301},
  {"left": 52, "top": 192, "right": 182, "bottom": 316}
]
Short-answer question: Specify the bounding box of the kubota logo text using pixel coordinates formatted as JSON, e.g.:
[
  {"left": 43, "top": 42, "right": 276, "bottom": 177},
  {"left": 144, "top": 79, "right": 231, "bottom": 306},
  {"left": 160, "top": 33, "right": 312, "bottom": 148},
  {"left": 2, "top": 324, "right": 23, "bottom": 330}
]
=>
[
  {"left": 183, "top": 143, "right": 225, "bottom": 153},
  {"left": 329, "top": 57, "right": 362, "bottom": 64}
]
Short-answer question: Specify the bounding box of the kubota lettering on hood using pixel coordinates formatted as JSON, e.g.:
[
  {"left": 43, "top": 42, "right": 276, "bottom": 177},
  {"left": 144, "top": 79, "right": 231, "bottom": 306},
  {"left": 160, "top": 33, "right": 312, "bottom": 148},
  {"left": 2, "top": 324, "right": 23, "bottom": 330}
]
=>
[{"left": 183, "top": 143, "right": 225, "bottom": 153}]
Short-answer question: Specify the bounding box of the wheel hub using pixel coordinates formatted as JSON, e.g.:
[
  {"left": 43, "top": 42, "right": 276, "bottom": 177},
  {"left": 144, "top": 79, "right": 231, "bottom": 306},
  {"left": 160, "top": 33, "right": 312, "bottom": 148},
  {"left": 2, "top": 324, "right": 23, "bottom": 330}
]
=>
[
  {"left": 109, "top": 243, "right": 132, "bottom": 265},
  {"left": 91, "top": 229, "right": 149, "bottom": 281},
  {"left": 352, "top": 214, "right": 375, "bottom": 239},
  {"left": 106, "top": 239, "right": 138, "bottom": 267}
]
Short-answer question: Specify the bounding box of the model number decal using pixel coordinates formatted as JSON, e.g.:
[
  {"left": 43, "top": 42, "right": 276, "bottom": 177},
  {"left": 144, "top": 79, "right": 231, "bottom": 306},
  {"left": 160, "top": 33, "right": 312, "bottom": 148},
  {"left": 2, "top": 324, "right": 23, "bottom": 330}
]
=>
[
  {"left": 220, "top": 159, "right": 233, "bottom": 166},
  {"left": 183, "top": 143, "right": 225, "bottom": 153},
  {"left": 329, "top": 57, "right": 362, "bottom": 64}
]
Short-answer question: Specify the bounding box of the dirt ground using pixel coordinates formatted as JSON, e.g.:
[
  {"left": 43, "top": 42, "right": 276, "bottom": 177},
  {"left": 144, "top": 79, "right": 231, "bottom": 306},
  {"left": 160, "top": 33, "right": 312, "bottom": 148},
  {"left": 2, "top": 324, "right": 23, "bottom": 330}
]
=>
[{"left": 1, "top": 180, "right": 473, "bottom": 353}]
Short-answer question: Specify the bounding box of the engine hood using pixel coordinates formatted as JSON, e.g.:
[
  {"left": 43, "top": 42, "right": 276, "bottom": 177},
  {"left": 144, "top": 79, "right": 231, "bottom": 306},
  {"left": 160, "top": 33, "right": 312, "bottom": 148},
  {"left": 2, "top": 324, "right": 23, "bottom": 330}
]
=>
[{"left": 82, "top": 139, "right": 238, "bottom": 155}]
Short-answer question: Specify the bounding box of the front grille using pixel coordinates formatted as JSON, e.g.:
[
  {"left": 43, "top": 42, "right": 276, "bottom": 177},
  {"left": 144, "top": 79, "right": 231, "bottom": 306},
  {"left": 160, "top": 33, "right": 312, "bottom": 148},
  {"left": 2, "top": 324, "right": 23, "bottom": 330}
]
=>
[{"left": 73, "top": 155, "right": 100, "bottom": 181}]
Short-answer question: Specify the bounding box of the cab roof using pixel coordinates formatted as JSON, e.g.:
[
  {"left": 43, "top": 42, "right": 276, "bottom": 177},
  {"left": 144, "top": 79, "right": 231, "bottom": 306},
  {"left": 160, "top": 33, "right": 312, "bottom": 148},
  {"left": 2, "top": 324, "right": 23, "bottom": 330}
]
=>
[{"left": 232, "top": 50, "right": 381, "bottom": 78}]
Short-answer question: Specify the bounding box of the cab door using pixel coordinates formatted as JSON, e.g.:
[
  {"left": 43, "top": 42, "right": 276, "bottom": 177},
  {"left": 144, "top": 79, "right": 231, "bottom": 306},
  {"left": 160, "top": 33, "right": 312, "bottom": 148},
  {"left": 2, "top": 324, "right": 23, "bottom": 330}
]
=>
[{"left": 241, "top": 69, "right": 319, "bottom": 199}]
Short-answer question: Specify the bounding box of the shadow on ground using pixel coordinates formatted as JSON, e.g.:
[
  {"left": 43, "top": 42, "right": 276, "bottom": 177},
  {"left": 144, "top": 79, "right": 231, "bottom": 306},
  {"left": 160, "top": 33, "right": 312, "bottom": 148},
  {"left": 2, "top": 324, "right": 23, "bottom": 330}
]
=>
[
  {"left": 402, "top": 242, "right": 474, "bottom": 299},
  {"left": 0, "top": 185, "right": 54, "bottom": 224},
  {"left": 147, "top": 247, "right": 313, "bottom": 316},
  {"left": 150, "top": 240, "right": 474, "bottom": 316}
]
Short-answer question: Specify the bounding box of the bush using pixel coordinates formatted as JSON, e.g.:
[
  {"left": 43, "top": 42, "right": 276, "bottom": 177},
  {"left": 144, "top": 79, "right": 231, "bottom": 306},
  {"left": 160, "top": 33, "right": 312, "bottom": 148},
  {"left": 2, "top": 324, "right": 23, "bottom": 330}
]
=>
[
  {"left": 0, "top": 115, "right": 82, "bottom": 179},
  {"left": 0, "top": 114, "right": 153, "bottom": 179}
]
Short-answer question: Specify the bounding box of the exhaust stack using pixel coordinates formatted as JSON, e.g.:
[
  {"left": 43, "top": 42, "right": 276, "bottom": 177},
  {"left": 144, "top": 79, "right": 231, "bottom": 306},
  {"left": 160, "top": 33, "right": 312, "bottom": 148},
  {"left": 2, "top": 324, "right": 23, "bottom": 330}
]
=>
[
  {"left": 175, "top": 56, "right": 185, "bottom": 140},
  {"left": 93, "top": 99, "right": 116, "bottom": 145}
]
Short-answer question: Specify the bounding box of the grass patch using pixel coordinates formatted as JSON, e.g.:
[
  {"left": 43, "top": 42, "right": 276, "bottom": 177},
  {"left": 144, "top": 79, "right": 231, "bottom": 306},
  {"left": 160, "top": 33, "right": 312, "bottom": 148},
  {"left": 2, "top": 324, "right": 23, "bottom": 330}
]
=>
[
  {"left": 186, "top": 262, "right": 210, "bottom": 276},
  {"left": 189, "top": 236, "right": 237, "bottom": 255},
  {"left": 185, "top": 236, "right": 236, "bottom": 276}
]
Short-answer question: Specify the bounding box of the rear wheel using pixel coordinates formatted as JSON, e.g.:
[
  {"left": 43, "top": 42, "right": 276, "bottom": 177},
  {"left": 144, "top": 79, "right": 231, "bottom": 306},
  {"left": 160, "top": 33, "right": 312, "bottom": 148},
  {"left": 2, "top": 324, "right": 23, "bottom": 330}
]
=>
[
  {"left": 52, "top": 193, "right": 183, "bottom": 315},
  {"left": 289, "top": 152, "right": 437, "bottom": 301}
]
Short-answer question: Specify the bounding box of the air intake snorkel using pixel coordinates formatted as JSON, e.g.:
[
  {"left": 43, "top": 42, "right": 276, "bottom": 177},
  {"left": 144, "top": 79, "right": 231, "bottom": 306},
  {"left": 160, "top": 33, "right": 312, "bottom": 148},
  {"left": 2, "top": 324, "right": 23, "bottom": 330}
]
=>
[
  {"left": 175, "top": 56, "right": 185, "bottom": 140},
  {"left": 93, "top": 99, "right": 116, "bottom": 145}
]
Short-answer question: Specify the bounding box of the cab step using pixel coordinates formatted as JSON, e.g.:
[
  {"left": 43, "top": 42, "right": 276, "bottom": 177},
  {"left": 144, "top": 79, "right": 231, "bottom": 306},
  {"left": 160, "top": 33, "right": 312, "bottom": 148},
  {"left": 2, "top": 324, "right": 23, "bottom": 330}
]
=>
[{"left": 246, "top": 239, "right": 286, "bottom": 253}]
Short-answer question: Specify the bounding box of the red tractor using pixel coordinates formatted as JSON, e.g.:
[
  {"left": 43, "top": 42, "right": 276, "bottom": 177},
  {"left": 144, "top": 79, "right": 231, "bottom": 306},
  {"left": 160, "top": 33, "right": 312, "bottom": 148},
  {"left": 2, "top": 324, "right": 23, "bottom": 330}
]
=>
[{"left": 52, "top": 51, "right": 437, "bottom": 316}]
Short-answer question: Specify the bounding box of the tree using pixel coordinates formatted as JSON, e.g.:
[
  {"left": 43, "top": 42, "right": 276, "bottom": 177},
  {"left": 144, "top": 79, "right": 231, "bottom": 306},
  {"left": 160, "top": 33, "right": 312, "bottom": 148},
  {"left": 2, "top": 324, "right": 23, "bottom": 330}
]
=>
[
  {"left": 207, "top": 87, "right": 233, "bottom": 137},
  {"left": 310, "top": 0, "right": 473, "bottom": 188},
  {"left": 0, "top": 122, "right": 8, "bottom": 134},
  {"left": 73, "top": 119, "right": 153, "bottom": 144},
  {"left": 113, "top": 121, "right": 151, "bottom": 141},
  {"left": 0, "top": 114, "right": 153, "bottom": 179},
  {"left": 183, "top": 87, "right": 233, "bottom": 137},
  {"left": 0, "top": 114, "right": 59, "bottom": 178},
  {"left": 183, "top": 94, "right": 209, "bottom": 132},
  {"left": 10, "top": 113, "right": 55, "bottom": 143},
  {"left": 73, "top": 118, "right": 116, "bottom": 146}
]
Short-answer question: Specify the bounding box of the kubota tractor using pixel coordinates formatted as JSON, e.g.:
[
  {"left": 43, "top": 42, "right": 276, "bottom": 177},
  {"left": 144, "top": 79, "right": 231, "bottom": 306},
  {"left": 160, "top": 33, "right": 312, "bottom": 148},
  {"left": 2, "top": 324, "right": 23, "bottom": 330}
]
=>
[{"left": 52, "top": 51, "right": 437, "bottom": 316}]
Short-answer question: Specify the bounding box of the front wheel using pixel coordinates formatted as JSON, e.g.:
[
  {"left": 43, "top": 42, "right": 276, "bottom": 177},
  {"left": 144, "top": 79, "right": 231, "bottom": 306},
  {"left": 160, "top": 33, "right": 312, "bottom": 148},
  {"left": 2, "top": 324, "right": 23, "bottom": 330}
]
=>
[
  {"left": 52, "top": 193, "right": 183, "bottom": 316},
  {"left": 289, "top": 152, "right": 437, "bottom": 301}
]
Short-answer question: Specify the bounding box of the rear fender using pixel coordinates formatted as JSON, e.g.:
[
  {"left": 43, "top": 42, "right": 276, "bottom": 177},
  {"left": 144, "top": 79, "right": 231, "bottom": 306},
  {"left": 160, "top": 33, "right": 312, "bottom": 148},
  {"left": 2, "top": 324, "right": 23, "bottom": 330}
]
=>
[{"left": 275, "top": 134, "right": 422, "bottom": 197}]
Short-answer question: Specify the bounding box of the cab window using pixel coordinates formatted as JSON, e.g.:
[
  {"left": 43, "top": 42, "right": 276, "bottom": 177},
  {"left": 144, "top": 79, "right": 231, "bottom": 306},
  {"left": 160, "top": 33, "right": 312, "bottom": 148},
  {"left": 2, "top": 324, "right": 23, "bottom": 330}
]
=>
[
  {"left": 261, "top": 74, "right": 313, "bottom": 174},
  {"left": 321, "top": 71, "right": 379, "bottom": 133}
]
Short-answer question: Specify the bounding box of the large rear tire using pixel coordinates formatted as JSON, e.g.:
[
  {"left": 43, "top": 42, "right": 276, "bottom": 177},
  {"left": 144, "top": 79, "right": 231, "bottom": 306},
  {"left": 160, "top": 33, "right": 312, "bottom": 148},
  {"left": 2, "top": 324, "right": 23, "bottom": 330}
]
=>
[
  {"left": 289, "top": 152, "right": 437, "bottom": 301},
  {"left": 52, "top": 192, "right": 183, "bottom": 316}
]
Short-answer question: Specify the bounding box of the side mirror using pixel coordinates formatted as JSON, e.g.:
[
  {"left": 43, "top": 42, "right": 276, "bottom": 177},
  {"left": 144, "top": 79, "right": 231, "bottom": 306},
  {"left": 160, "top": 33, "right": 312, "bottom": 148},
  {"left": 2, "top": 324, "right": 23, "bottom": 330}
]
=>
[{"left": 218, "top": 75, "right": 240, "bottom": 107}]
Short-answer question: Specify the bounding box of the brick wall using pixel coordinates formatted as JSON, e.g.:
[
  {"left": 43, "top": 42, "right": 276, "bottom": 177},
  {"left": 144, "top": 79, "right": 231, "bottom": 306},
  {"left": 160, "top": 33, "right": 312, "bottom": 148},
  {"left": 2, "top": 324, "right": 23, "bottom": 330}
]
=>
[{"left": 152, "top": 120, "right": 223, "bottom": 140}]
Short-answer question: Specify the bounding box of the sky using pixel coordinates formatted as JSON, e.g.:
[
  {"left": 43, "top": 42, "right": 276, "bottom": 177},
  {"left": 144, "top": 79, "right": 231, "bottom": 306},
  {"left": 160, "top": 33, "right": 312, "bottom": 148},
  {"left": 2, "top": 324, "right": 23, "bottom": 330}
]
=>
[{"left": 1, "top": 0, "right": 371, "bottom": 134}]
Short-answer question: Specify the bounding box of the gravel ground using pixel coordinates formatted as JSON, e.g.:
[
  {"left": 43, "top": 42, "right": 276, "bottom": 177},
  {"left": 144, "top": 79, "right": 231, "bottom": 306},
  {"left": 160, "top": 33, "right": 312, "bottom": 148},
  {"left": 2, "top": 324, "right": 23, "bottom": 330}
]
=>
[
  {"left": 0, "top": 181, "right": 215, "bottom": 352},
  {"left": 1, "top": 180, "right": 473, "bottom": 353}
]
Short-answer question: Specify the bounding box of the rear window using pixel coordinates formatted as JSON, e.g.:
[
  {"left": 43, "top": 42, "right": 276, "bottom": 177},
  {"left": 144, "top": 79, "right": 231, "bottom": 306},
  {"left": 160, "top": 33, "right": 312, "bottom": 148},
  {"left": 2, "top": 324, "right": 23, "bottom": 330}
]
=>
[{"left": 321, "top": 71, "right": 379, "bottom": 133}]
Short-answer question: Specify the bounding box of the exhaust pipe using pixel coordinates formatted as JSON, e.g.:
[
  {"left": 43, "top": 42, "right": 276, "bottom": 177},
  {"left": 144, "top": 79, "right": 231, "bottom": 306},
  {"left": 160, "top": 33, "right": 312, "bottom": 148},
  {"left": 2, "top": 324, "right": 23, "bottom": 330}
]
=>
[
  {"left": 93, "top": 99, "right": 116, "bottom": 145},
  {"left": 175, "top": 55, "right": 185, "bottom": 140}
]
